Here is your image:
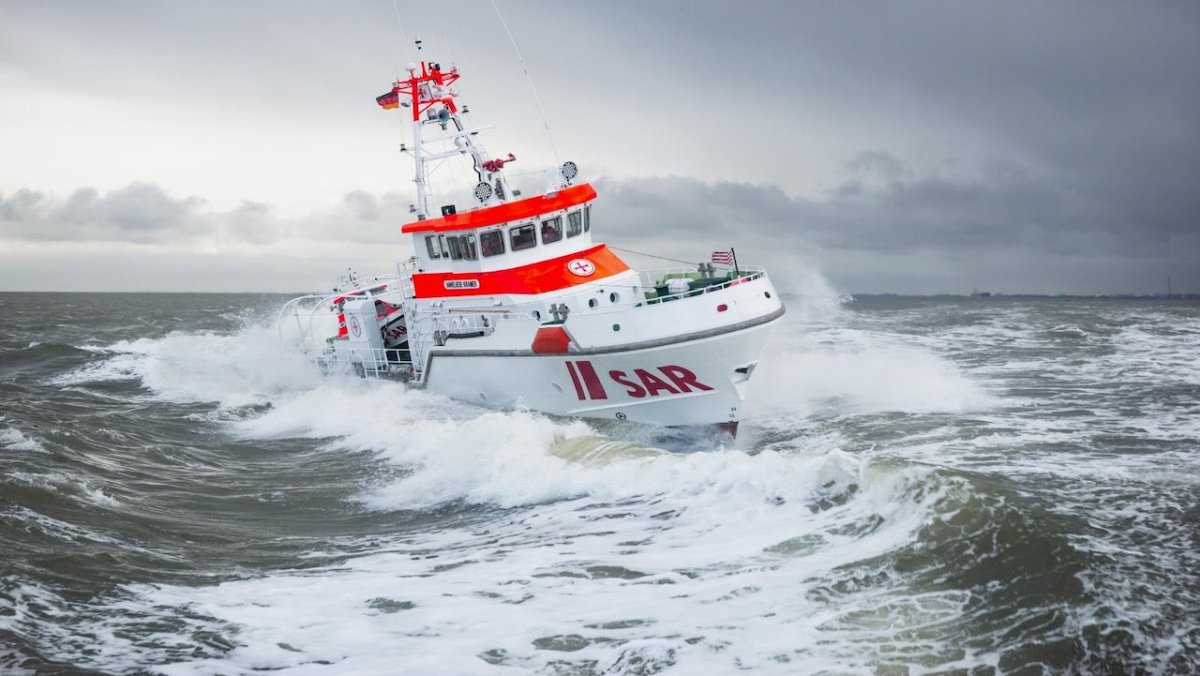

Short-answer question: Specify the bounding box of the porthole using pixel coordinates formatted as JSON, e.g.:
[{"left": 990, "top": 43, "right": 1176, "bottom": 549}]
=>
[
  {"left": 588, "top": 298, "right": 598, "bottom": 308},
  {"left": 609, "top": 292, "right": 620, "bottom": 304},
  {"left": 764, "top": 291, "right": 772, "bottom": 298},
  {"left": 532, "top": 310, "right": 542, "bottom": 320},
  {"left": 612, "top": 323, "right": 621, "bottom": 332}
]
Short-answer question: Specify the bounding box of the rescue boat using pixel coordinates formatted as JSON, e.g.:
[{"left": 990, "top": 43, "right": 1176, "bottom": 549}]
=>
[{"left": 279, "top": 56, "right": 785, "bottom": 433}]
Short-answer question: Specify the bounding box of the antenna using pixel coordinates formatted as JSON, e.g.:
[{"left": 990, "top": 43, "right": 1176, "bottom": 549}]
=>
[
  {"left": 389, "top": 0, "right": 410, "bottom": 73},
  {"left": 490, "top": 0, "right": 561, "bottom": 165}
]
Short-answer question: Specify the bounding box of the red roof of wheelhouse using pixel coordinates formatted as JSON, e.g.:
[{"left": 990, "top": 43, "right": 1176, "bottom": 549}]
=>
[{"left": 401, "top": 183, "right": 597, "bottom": 234}]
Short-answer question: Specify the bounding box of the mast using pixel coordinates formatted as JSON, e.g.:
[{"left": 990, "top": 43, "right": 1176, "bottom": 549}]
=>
[
  {"left": 378, "top": 43, "right": 520, "bottom": 221},
  {"left": 411, "top": 88, "right": 428, "bottom": 219}
]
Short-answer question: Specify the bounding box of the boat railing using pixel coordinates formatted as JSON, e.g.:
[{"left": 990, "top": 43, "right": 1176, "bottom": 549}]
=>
[
  {"left": 281, "top": 341, "right": 415, "bottom": 380},
  {"left": 394, "top": 258, "right": 419, "bottom": 301},
  {"left": 323, "top": 346, "right": 414, "bottom": 380},
  {"left": 406, "top": 304, "right": 502, "bottom": 346},
  {"left": 277, "top": 294, "right": 339, "bottom": 351},
  {"left": 276, "top": 273, "right": 406, "bottom": 351},
  {"left": 427, "top": 167, "right": 571, "bottom": 218},
  {"left": 635, "top": 265, "right": 768, "bottom": 305},
  {"left": 406, "top": 265, "right": 770, "bottom": 331}
]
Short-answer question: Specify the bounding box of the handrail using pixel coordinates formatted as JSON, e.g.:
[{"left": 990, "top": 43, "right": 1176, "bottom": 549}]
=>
[{"left": 640, "top": 268, "right": 767, "bottom": 305}]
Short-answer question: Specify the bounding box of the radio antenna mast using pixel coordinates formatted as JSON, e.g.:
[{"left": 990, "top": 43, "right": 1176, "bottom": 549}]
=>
[{"left": 490, "top": 0, "right": 561, "bottom": 165}]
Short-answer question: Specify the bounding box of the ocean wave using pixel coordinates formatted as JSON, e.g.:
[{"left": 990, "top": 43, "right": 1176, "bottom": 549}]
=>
[
  {"left": 750, "top": 326, "right": 997, "bottom": 421},
  {"left": 51, "top": 453, "right": 952, "bottom": 675},
  {"left": 0, "top": 426, "right": 45, "bottom": 454},
  {"left": 51, "top": 325, "right": 325, "bottom": 408}
]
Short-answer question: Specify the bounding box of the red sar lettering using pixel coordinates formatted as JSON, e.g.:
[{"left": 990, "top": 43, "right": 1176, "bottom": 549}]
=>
[{"left": 608, "top": 365, "right": 713, "bottom": 398}]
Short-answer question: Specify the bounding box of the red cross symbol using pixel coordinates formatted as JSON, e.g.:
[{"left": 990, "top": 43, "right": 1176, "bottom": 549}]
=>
[{"left": 568, "top": 259, "right": 596, "bottom": 277}]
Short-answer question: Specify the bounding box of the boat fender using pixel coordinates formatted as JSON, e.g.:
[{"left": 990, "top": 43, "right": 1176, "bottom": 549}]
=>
[{"left": 531, "top": 326, "right": 572, "bottom": 354}]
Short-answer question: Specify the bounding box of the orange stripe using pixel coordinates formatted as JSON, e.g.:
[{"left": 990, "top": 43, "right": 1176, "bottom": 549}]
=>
[
  {"left": 411, "top": 244, "right": 629, "bottom": 298},
  {"left": 401, "top": 184, "right": 597, "bottom": 234}
]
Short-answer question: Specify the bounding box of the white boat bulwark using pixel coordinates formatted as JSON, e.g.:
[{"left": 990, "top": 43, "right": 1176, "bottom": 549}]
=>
[{"left": 278, "top": 55, "right": 785, "bottom": 432}]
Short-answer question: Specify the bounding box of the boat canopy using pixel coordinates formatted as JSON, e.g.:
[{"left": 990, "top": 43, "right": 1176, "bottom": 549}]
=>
[{"left": 402, "top": 184, "right": 597, "bottom": 234}]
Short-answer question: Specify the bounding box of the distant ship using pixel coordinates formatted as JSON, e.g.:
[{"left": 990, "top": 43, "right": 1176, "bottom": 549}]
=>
[{"left": 970, "top": 289, "right": 992, "bottom": 298}]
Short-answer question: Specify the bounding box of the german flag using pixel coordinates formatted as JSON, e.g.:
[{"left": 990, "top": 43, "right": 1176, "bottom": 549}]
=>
[{"left": 376, "top": 89, "right": 400, "bottom": 110}]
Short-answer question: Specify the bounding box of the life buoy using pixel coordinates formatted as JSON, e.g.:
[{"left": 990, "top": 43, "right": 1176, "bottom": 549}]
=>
[{"left": 335, "top": 300, "right": 348, "bottom": 338}]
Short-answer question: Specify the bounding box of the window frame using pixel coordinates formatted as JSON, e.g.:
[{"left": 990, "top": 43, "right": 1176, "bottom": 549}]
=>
[
  {"left": 510, "top": 223, "right": 537, "bottom": 251},
  {"left": 460, "top": 234, "right": 478, "bottom": 260},
  {"left": 425, "top": 235, "right": 442, "bottom": 259},
  {"left": 541, "top": 216, "right": 563, "bottom": 244},
  {"left": 480, "top": 230, "right": 506, "bottom": 258}
]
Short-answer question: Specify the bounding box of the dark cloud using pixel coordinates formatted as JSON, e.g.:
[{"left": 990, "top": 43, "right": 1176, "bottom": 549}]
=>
[
  {"left": 589, "top": 1, "right": 1200, "bottom": 249},
  {"left": 594, "top": 154, "right": 1199, "bottom": 293},
  {"left": 1, "top": 183, "right": 206, "bottom": 243},
  {"left": 0, "top": 183, "right": 417, "bottom": 247},
  {"left": 303, "top": 192, "right": 412, "bottom": 244},
  {"left": 221, "top": 200, "right": 277, "bottom": 245},
  {"left": 598, "top": 152, "right": 1192, "bottom": 257}
]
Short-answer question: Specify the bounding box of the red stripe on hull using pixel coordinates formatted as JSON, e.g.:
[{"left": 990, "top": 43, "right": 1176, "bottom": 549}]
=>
[
  {"left": 565, "top": 361, "right": 586, "bottom": 400},
  {"left": 575, "top": 360, "right": 608, "bottom": 400}
]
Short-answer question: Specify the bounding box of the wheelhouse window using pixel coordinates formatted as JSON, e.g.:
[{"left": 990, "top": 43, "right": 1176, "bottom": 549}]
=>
[
  {"left": 566, "top": 211, "right": 582, "bottom": 237},
  {"left": 510, "top": 223, "right": 536, "bottom": 251},
  {"left": 480, "top": 230, "right": 505, "bottom": 257},
  {"left": 460, "top": 234, "right": 478, "bottom": 260},
  {"left": 444, "top": 234, "right": 479, "bottom": 261},
  {"left": 583, "top": 205, "right": 591, "bottom": 232},
  {"left": 541, "top": 216, "right": 563, "bottom": 244},
  {"left": 425, "top": 235, "right": 444, "bottom": 259}
]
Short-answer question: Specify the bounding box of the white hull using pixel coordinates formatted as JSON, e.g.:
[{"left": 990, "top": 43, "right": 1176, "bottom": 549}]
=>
[
  {"left": 281, "top": 268, "right": 786, "bottom": 429},
  {"left": 424, "top": 311, "right": 780, "bottom": 427}
]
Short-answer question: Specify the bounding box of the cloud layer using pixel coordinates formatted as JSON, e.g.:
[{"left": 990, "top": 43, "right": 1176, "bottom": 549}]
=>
[
  {"left": 0, "top": 184, "right": 417, "bottom": 246},
  {"left": 1, "top": 1, "right": 1198, "bottom": 293},
  {"left": 5, "top": 156, "right": 1196, "bottom": 294}
]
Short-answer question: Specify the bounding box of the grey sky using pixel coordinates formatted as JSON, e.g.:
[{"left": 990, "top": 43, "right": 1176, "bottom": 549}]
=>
[{"left": 2, "top": 0, "right": 1197, "bottom": 294}]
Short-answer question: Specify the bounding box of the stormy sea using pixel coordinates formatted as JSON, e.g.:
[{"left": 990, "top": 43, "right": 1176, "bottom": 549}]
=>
[{"left": 1, "top": 289, "right": 1198, "bottom": 675}]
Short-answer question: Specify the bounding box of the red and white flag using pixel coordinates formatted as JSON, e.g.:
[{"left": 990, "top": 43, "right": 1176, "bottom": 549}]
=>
[{"left": 711, "top": 249, "right": 734, "bottom": 265}]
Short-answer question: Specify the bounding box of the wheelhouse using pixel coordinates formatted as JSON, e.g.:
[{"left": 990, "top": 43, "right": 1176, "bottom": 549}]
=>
[{"left": 402, "top": 183, "right": 597, "bottom": 276}]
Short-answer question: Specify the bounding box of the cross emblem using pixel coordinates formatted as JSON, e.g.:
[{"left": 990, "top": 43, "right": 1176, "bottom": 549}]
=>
[{"left": 568, "top": 259, "right": 596, "bottom": 277}]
